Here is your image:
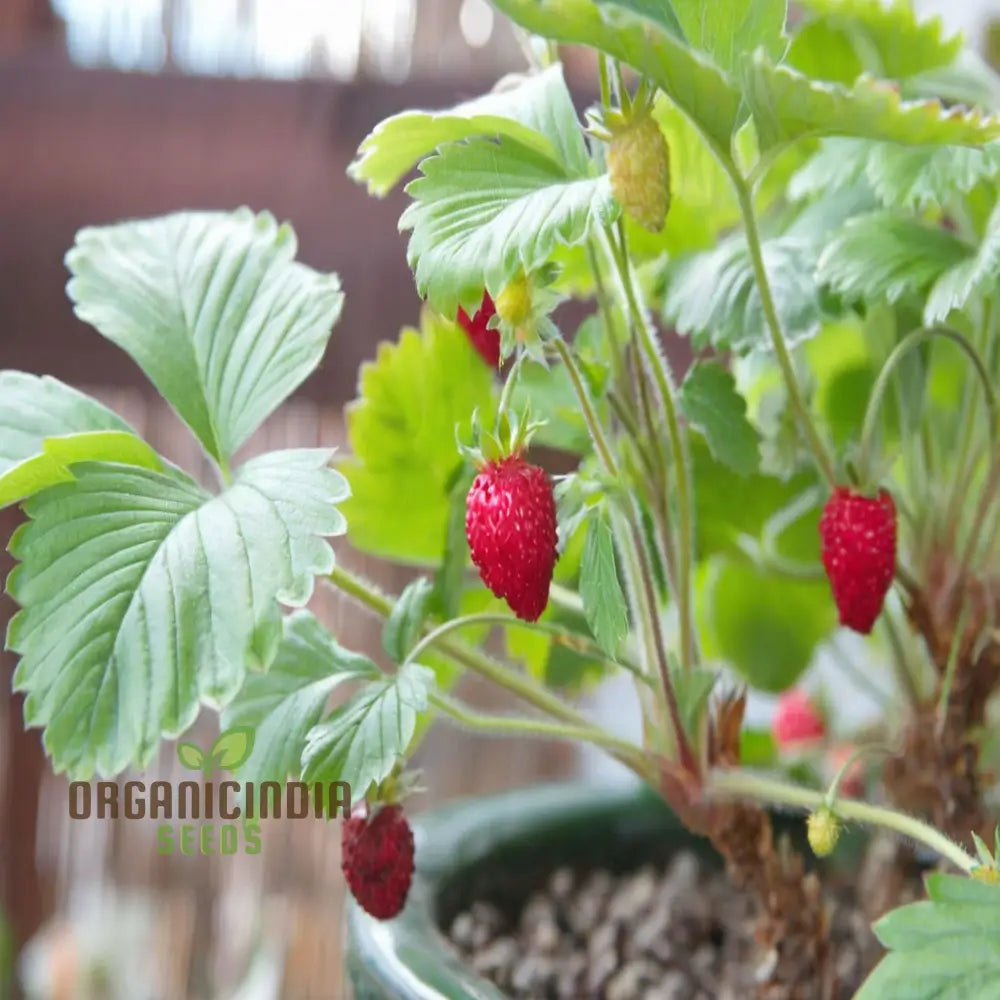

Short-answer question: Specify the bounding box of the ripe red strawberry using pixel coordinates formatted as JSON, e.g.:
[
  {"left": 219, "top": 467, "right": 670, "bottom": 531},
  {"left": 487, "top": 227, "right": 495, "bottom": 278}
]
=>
[
  {"left": 466, "top": 455, "right": 558, "bottom": 622},
  {"left": 457, "top": 292, "right": 500, "bottom": 367},
  {"left": 341, "top": 804, "right": 414, "bottom": 920},
  {"left": 774, "top": 689, "right": 825, "bottom": 747},
  {"left": 819, "top": 487, "right": 897, "bottom": 634}
]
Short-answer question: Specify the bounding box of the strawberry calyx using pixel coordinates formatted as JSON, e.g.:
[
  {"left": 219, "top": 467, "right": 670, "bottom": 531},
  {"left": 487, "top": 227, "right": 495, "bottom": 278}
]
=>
[{"left": 456, "top": 402, "right": 546, "bottom": 470}]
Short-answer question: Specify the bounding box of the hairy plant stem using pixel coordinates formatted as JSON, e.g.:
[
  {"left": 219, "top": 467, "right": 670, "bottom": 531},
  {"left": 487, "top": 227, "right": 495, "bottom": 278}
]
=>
[
  {"left": 551, "top": 334, "right": 685, "bottom": 761},
  {"left": 604, "top": 221, "right": 696, "bottom": 672},
  {"left": 402, "top": 611, "right": 652, "bottom": 687},
  {"left": 552, "top": 336, "right": 618, "bottom": 474},
  {"left": 431, "top": 692, "right": 651, "bottom": 775},
  {"left": 731, "top": 175, "right": 838, "bottom": 489},
  {"left": 709, "top": 769, "right": 978, "bottom": 873},
  {"left": 327, "top": 565, "right": 613, "bottom": 737},
  {"left": 859, "top": 325, "right": 998, "bottom": 488}
]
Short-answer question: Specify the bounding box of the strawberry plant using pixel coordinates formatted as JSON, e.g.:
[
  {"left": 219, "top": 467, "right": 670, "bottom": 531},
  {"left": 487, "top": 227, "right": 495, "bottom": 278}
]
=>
[{"left": 5, "top": 1, "right": 1000, "bottom": 996}]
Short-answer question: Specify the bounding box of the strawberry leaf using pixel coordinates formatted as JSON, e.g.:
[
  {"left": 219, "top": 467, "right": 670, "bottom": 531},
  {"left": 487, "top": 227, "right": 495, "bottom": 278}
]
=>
[
  {"left": 696, "top": 557, "right": 835, "bottom": 692},
  {"left": 66, "top": 210, "right": 343, "bottom": 467},
  {"left": 680, "top": 361, "right": 760, "bottom": 477},
  {"left": 579, "top": 507, "right": 629, "bottom": 657},
  {"left": 663, "top": 0, "right": 787, "bottom": 74},
  {"left": 488, "top": 0, "right": 742, "bottom": 152},
  {"left": 400, "top": 134, "right": 618, "bottom": 318},
  {"left": 301, "top": 661, "right": 435, "bottom": 800},
  {"left": 340, "top": 310, "right": 495, "bottom": 566},
  {"left": 382, "top": 578, "right": 434, "bottom": 664},
  {"left": 925, "top": 201, "right": 1000, "bottom": 324},
  {"left": 664, "top": 234, "right": 825, "bottom": 353},
  {"left": 817, "top": 211, "right": 969, "bottom": 306},
  {"left": 791, "top": 137, "right": 1000, "bottom": 211},
  {"left": 349, "top": 63, "right": 588, "bottom": 195},
  {"left": 7, "top": 450, "right": 348, "bottom": 778},
  {"left": 789, "top": 0, "right": 961, "bottom": 83},
  {"left": 855, "top": 874, "right": 1000, "bottom": 999},
  {"left": 222, "top": 611, "right": 379, "bottom": 784},
  {"left": 747, "top": 50, "right": 1000, "bottom": 150},
  {"left": 0, "top": 373, "right": 148, "bottom": 508}
]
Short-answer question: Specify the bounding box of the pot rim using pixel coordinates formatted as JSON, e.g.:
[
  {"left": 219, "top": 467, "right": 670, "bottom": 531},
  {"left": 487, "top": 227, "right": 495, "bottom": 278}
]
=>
[{"left": 344, "top": 779, "right": 681, "bottom": 1000}]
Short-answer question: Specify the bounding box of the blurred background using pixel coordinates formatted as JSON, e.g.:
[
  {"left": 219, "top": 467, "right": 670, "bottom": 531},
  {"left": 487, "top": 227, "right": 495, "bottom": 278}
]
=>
[{"left": 0, "top": 1, "right": 998, "bottom": 998}]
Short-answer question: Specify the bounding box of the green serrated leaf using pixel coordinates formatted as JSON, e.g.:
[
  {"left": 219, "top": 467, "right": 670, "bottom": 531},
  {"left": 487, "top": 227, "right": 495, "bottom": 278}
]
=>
[
  {"left": 301, "top": 661, "right": 435, "bottom": 800},
  {"left": 666, "top": 0, "right": 787, "bottom": 74},
  {"left": 65, "top": 210, "right": 344, "bottom": 466},
  {"left": 817, "top": 211, "right": 970, "bottom": 306},
  {"left": 382, "top": 578, "right": 435, "bottom": 664},
  {"left": 7, "top": 450, "right": 348, "bottom": 778},
  {"left": 401, "top": 135, "right": 618, "bottom": 318},
  {"left": 747, "top": 51, "right": 1000, "bottom": 150},
  {"left": 681, "top": 361, "right": 760, "bottom": 476},
  {"left": 858, "top": 876, "right": 1000, "bottom": 1000},
  {"left": 579, "top": 509, "right": 629, "bottom": 657},
  {"left": 692, "top": 436, "right": 822, "bottom": 563},
  {"left": 341, "top": 311, "right": 495, "bottom": 565},
  {"left": 176, "top": 742, "right": 206, "bottom": 771},
  {"left": 349, "top": 63, "right": 587, "bottom": 195},
  {"left": 222, "top": 610, "right": 379, "bottom": 784},
  {"left": 489, "top": 0, "right": 742, "bottom": 152},
  {"left": 664, "top": 235, "right": 824, "bottom": 353},
  {"left": 0, "top": 430, "right": 165, "bottom": 509},
  {"left": 926, "top": 201, "right": 1000, "bottom": 323},
  {"left": 0, "top": 373, "right": 138, "bottom": 504},
  {"left": 210, "top": 725, "right": 256, "bottom": 771},
  {"left": 790, "top": 0, "right": 961, "bottom": 83},
  {"left": 696, "top": 557, "right": 835, "bottom": 692}
]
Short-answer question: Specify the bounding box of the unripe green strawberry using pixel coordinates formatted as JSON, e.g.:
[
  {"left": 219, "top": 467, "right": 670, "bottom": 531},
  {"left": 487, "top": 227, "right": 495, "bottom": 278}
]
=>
[{"left": 607, "top": 113, "right": 671, "bottom": 233}]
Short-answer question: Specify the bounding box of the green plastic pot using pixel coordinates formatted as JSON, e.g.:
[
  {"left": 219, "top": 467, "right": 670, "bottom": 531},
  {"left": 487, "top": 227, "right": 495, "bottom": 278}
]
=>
[{"left": 343, "top": 780, "right": 868, "bottom": 999}]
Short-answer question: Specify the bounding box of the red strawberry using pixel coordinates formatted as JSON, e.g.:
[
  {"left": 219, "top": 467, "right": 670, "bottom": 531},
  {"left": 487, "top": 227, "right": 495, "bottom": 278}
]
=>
[
  {"left": 774, "top": 689, "right": 825, "bottom": 747},
  {"left": 819, "top": 487, "right": 897, "bottom": 634},
  {"left": 457, "top": 292, "right": 500, "bottom": 367},
  {"left": 341, "top": 804, "right": 414, "bottom": 920},
  {"left": 466, "top": 455, "right": 558, "bottom": 622}
]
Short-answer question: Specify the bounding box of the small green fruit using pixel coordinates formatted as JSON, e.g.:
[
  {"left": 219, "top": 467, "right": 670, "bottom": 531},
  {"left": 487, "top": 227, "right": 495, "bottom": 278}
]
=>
[
  {"left": 807, "top": 806, "right": 841, "bottom": 858},
  {"left": 608, "top": 113, "right": 671, "bottom": 233}
]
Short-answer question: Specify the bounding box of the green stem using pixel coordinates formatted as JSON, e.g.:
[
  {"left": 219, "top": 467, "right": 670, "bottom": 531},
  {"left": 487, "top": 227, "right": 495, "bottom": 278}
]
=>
[
  {"left": 497, "top": 352, "right": 526, "bottom": 418},
  {"left": 598, "top": 55, "right": 611, "bottom": 115},
  {"left": 552, "top": 336, "right": 618, "bottom": 475},
  {"left": 403, "top": 611, "right": 652, "bottom": 687},
  {"left": 606, "top": 220, "right": 696, "bottom": 671},
  {"left": 709, "top": 769, "right": 977, "bottom": 872},
  {"left": 431, "top": 692, "right": 651, "bottom": 776},
  {"left": 328, "top": 565, "right": 583, "bottom": 729},
  {"left": 859, "top": 325, "right": 998, "bottom": 486},
  {"left": 731, "top": 175, "right": 837, "bottom": 489},
  {"left": 550, "top": 331, "right": 687, "bottom": 758}
]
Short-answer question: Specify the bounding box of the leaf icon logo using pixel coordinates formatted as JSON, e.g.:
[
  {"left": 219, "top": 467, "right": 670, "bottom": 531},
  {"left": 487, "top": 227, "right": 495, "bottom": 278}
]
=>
[{"left": 176, "top": 726, "right": 255, "bottom": 776}]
